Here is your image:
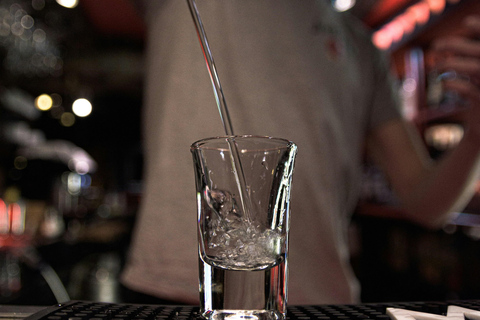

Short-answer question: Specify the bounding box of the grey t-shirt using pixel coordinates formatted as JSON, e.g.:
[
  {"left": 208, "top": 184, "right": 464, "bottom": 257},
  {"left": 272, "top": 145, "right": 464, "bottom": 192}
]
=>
[{"left": 121, "top": 0, "right": 401, "bottom": 304}]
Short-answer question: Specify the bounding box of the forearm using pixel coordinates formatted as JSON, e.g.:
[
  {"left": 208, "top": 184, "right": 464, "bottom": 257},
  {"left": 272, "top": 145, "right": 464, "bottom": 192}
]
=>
[
  {"left": 409, "top": 15, "right": 480, "bottom": 227},
  {"left": 401, "top": 127, "right": 480, "bottom": 228}
]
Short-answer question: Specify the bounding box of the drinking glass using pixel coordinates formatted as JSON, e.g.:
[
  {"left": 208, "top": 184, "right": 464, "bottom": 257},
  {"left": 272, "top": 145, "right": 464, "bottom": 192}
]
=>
[{"left": 191, "top": 135, "right": 297, "bottom": 320}]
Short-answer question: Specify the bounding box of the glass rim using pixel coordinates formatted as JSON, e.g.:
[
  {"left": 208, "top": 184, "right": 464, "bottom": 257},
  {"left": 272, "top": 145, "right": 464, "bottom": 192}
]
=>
[{"left": 190, "top": 135, "right": 297, "bottom": 152}]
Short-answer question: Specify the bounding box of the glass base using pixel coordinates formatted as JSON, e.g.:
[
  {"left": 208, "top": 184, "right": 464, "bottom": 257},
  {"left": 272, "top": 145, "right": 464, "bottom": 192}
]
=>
[{"left": 203, "top": 310, "right": 285, "bottom": 320}]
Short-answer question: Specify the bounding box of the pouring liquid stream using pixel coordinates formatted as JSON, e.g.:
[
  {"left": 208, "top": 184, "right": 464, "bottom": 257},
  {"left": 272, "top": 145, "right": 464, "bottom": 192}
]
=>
[{"left": 186, "top": 0, "right": 253, "bottom": 225}]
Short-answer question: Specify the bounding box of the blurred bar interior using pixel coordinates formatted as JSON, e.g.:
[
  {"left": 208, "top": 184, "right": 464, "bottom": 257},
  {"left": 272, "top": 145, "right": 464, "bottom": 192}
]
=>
[{"left": 0, "top": 0, "right": 480, "bottom": 306}]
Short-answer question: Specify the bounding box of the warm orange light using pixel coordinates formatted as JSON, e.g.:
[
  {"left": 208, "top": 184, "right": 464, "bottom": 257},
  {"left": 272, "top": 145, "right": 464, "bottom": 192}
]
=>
[
  {"left": 426, "top": 0, "right": 446, "bottom": 14},
  {"left": 396, "top": 13, "right": 416, "bottom": 34},
  {"left": 35, "top": 94, "right": 53, "bottom": 111},
  {"left": 407, "top": 2, "right": 430, "bottom": 25},
  {"left": 424, "top": 124, "right": 464, "bottom": 150},
  {"left": 388, "top": 20, "right": 405, "bottom": 42},
  {"left": 372, "top": 0, "right": 455, "bottom": 50},
  {"left": 372, "top": 30, "right": 392, "bottom": 50}
]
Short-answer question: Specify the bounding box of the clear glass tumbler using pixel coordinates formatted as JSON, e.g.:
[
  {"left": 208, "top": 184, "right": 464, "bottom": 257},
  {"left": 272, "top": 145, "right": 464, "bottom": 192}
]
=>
[{"left": 191, "top": 135, "right": 298, "bottom": 320}]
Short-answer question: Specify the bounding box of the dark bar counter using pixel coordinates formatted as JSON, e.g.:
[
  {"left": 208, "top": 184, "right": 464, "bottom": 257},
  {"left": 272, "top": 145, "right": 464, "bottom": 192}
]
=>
[{"left": 2, "top": 300, "right": 480, "bottom": 320}]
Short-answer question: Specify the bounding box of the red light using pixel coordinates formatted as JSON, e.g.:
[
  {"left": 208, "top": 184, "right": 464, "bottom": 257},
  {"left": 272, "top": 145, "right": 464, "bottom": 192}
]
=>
[
  {"left": 0, "top": 199, "right": 7, "bottom": 234},
  {"left": 407, "top": 2, "right": 431, "bottom": 26},
  {"left": 396, "top": 13, "right": 416, "bottom": 34},
  {"left": 9, "top": 203, "right": 23, "bottom": 235},
  {"left": 388, "top": 20, "right": 405, "bottom": 42},
  {"left": 427, "top": 0, "right": 446, "bottom": 14},
  {"left": 372, "top": 30, "right": 393, "bottom": 50}
]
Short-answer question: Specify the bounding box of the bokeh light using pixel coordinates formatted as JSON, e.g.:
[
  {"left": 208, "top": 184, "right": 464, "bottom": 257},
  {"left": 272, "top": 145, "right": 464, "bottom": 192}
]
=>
[
  {"left": 51, "top": 93, "right": 63, "bottom": 107},
  {"left": 72, "top": 98, "right": 92, "bottom": 117},
  {"left": 333, "top": 0, "right": 356, "bottom": 12},
  {"left": 373, "top": 0, "right": 450, "bottom": 50},
  {"left": 372, "top": 30, "right": 392, "bottom": 50},
  {"left": 32, "top": 0, "right": 46, "bottom": 10},
  {"left": 427, "top": 0, "right": 446, "bottom": 14},
  {"left": 408, "top": 2, "right": 431, "bottom": 26},
  {"left": 50, "top": 105, "right": 64, "bottom": 119},
  {"left": 424, "top": 124, "right": 464, "bottom": 150},
  {"left": 13, "top": 156, "right": 27, "bottom": 170},
  {"left": 0, "top": 1, "right": 62, "bottom": 76},
  {"left": 60, "top": 112, "right": 75, "bottom": 127},
  {"left": 67, "top": 172, "right": 82, "bottom": 195},
  {"left": 35, "top": 93, "right": 53, "bottom": 111},
  {"left": 20, "top": 15, "right": 34, "bottom": 29},
  {"left": 55, "top": 0, "right": 79, "bottom": 9}
]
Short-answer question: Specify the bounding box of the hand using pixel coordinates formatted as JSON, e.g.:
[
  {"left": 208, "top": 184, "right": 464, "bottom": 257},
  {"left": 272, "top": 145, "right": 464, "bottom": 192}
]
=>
[{"left": 431, "top": 15, "right": 480, "bottom": 136}]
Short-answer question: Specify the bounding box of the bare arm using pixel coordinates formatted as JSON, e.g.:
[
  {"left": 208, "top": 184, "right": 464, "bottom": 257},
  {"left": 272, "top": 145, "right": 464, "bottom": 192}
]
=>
[
  {"left": 367, "top": 16, "right": 480, "bottom": 229},
  {"left": 367, "top": 118, "right": 480, "bottom": 228}
]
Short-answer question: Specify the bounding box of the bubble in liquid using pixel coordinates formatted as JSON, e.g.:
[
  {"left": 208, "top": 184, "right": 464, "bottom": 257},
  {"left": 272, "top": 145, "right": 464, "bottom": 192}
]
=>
[
  {"left": 206, "top": 188, "right": 241, "bottom": 221},
  {"left": 204, "top": 187, "right": 284, "bottom": 268}
]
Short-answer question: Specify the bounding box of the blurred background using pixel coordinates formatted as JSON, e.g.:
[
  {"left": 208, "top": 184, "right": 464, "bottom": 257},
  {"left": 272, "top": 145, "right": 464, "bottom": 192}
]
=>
[{"left": 0, "top": 0, "right": 479, "bottom": 306}]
